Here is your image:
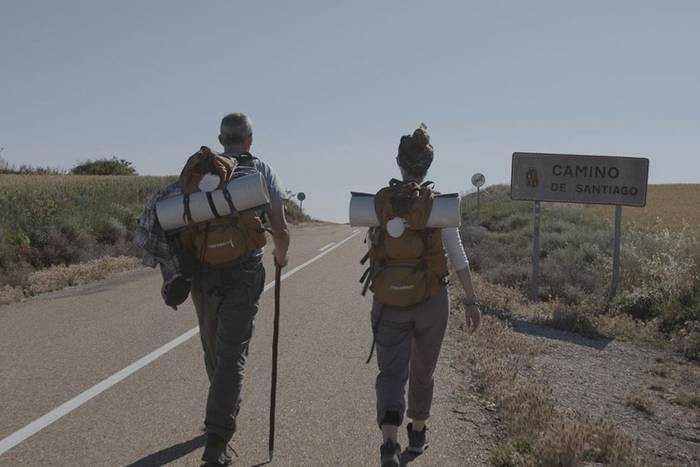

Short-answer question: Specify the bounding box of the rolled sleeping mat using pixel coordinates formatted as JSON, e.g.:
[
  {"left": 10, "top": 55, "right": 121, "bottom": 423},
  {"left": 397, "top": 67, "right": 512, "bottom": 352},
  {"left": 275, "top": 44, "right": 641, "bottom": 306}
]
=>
[
  {"left": 156, "top": 172, "right": 270, "bottom": 232},
  {"left": 349, "top": 192, "right": 461, "bottom": 228}
]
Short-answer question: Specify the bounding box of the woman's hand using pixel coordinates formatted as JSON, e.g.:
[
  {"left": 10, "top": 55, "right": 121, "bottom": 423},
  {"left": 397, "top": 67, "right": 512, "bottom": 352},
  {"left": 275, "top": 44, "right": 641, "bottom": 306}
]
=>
[
  {"left": 455, "top": 267, "right": 481, "bottom": 331},
  {"left": 465, "top": 303, "right": 481, "bottom": 331}
]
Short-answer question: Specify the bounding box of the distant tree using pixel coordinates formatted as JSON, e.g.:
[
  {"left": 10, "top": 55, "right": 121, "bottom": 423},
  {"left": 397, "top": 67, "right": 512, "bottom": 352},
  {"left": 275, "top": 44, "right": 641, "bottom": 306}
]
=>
[{"left": 71, "top": 157, "right": 137, "bottom": 176}]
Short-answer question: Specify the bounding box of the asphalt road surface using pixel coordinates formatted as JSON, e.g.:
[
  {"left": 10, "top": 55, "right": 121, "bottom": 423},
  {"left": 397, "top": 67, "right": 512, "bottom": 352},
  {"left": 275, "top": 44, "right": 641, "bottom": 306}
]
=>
[{"left": 0, "top": 223, "right": 479, "bottom": 466}]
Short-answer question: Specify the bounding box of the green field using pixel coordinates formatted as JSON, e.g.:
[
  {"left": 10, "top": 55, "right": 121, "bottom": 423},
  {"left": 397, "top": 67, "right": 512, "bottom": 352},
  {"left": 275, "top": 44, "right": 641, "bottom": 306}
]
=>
[
  {"left": 0, "top": 174, "right": 308, "bottom": 290},
  {"left": 0, "top": 174, "right": 174, "bottom": 286},
  {"left": 0, "top": 174, "right": 174, "bottom": 238}
]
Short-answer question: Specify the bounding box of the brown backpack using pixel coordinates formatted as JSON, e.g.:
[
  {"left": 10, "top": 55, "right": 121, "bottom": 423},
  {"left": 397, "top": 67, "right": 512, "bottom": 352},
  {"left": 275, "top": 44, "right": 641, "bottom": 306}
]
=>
[
  {"left": 360, "top": 179, "right": 448, "bottom": 307},
  {"left": 178, "top": 146, "right": 268, "bottom": 267}
]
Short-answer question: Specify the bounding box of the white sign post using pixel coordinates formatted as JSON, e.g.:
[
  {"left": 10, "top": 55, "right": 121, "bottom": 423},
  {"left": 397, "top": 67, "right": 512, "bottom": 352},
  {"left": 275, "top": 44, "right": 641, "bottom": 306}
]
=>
[
  {"left": 471, "top": 173, "right": 486, "bottom": 223},
  {"left": 511, "top": 152, "right": 649, "bottom": 300}
]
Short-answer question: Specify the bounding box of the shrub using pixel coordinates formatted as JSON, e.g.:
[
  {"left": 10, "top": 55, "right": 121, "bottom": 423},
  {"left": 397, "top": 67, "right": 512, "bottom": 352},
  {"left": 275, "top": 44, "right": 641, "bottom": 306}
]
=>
[
  {"left": 0, "top": 260, "right": 34, "bottom": 287},
  {"left": 284, "top": 198, "right": 311, "bottom": 223},
  {"left": 0, "top": 174, "right": 173, "bottom": 288},
  {"left": 613, "top": 287, "right": 662, "bottom": 321},
  {"left": 0, "top": 155, "right": 66, "bottom": 175},
  {"left": 491, "top": 442, "right": 532, "bottom": 467},
  {"left": 40, "top": 231, "right": 82, "bottom": 266},
  {"left": 0, "top": 285, "right": 24, "bottom": 305},
  {"left": 97, "top": 218, "right": 128, "bottom": 244},
  {"left": 672, "top": 322, "right": 700, "bottom": 361},
  {"left": 625, "top": 393, "right": 655, "bottom": 416},
  {"left": 547, "top": 308, "right": 603, "bottom": 339},
  {"left": 72, "top": 157, "right": 137, "bottom": 175},
  {"left": 461, "top": 184, "right": 700, "bottom": 357},
  {"left": 482, "top": 263, "right": 530, "bottom": 290}
]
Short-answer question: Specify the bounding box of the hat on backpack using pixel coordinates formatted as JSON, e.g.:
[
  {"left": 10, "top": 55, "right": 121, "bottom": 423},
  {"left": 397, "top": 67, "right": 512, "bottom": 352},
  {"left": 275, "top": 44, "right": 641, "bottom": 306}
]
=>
[
  {"left": 397, "top": 124, "right": 433, "bottom": 176},
  {"left": 161, "top": 273, "right": 191, "bottom": 310}
]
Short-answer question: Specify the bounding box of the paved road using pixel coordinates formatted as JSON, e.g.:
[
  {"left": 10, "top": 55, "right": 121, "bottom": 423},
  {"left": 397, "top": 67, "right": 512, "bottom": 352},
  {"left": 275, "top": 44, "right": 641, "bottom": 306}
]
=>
[{"left": 0, "top": 223, "right": 479, "bottom": 466}]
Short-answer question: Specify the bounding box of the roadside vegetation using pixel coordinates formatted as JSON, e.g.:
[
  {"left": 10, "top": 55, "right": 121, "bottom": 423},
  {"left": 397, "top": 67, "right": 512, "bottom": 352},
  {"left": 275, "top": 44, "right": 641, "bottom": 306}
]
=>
[
  {"left": 71, "top": 157, "right": 138, "bottom": 175},
  {"left": 0, "top": 154, "right": 66, "bottom": 175},
  {"left": 0, "top": 174, "right": 310, "bottom": 304},
  {"left": 449, "top": 293, "right": 657, "bottom": 466},
  {"left": 0, "top": 175, "right": 173, "bottom": 302},
  {"left": 460, "top": 184, "right": 700, "bottom": 361}
]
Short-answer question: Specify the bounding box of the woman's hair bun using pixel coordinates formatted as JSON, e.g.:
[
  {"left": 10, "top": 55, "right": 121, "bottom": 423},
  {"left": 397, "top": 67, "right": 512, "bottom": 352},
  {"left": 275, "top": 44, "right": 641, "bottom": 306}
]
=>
[
  {"left": 411, "top": 127, "right": 431, "bottom": 149},
  {"left": 397, "top": 125, "right": 434, "bottom": 177}
]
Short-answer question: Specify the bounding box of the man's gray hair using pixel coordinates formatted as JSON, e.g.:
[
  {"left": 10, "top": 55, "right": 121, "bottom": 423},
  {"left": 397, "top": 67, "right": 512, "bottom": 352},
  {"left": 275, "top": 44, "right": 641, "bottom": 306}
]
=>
[{"left": 220, "top": 113, "right": 253, "bottom": 145}]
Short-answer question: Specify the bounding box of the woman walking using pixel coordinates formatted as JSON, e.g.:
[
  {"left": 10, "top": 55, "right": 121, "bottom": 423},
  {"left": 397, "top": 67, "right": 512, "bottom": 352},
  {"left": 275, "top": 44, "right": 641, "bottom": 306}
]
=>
[{"left": 362, "top": 126, "right": 480, "bottom": 467}]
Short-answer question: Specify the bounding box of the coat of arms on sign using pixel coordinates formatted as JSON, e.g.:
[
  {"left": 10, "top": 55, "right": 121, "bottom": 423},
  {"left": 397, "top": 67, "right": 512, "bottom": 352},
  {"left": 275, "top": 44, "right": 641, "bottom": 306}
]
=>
[{"left": 526, "top": 168, "right": 539, "bottom": 188}]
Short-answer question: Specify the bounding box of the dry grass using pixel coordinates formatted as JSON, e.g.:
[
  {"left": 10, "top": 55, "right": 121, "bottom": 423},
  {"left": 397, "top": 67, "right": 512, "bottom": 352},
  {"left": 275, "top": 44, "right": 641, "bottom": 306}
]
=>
[
  {"left": 594, "top": 313, "right": 660, "bottom": 343},
  {"left": 472, "top": 266, "right": 700, "bottom": 363},
  {"left": 461, "top": 184, "right": 700, "bottom": 361},
  {"left": 27, "top": 256, "right": 141, "bottom": 294},
  {"left": 587, "top": 184, "right": 700, "bottom": 233},
  {"left": 0, "top": 256, "right": 141, "bottom": 305},
  {"left": 649, "top": 366, "right": 669, "bottom": 378},
  {"left": 671, "top": 393, "right": 700, "bottom": 410},
  {"left": 0, "top": 284, "right": 25, "bottom": 305},
  {"left": 452, "top": 283, "right": 651, "bottom": 466},
  {"left": 625, "top": 393, "right": 656, "bottom": 416}
]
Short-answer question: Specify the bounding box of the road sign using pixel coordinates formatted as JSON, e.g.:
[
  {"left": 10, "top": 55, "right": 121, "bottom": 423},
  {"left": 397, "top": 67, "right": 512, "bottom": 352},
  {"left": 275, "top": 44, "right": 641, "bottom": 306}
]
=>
[
  {"left": 297, "top": 192, "right": 306, "bottom": 202},
  {"left": 511, "top": 152, "right": 649, "bottom": 301},
  {"left": 470, "top": 173, "right": 486, "bottom": 223},
  {"left": 511, "top": 152, "right": 649, "bottom": 207}
]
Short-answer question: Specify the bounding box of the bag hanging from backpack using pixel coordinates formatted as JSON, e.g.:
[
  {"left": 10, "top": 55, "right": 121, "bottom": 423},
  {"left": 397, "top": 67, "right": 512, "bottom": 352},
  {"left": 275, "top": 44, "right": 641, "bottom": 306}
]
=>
[
  {"left": 360, "top": 179, "right": 449, "bottom": 307},
  {"left": 175, "top": 146, "right": 269, "bottom": 268}
]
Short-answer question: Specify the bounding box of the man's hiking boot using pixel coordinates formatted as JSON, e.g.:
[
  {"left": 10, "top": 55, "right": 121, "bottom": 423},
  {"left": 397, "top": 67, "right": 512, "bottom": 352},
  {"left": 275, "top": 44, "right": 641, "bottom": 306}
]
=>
[
  {"left": 406, "top": 423, "right": 429, "bottom": 454},
  {"left": 380, "top": 440, "right": 401, "bottom": 467},
  {"left": 202, "top": 433, "right": 233, "bottom": 466}
]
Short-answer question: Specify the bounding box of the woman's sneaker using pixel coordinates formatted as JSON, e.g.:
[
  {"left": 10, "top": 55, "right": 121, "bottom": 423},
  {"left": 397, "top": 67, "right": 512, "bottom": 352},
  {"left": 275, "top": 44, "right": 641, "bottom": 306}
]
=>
[
  {"left": 406, "top": 423, "right": 429, "bottom": 454},
  {"left": 380, "top": 440, "right": 401, "bottom": 467}
]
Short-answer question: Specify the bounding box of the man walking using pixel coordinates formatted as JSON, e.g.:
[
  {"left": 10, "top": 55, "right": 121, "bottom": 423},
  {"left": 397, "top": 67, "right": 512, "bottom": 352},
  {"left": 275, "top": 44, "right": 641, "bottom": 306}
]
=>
[
  {"left": 194, "top": 113, "right": 290, "bottom": 465},
  {"left": 137, "top": 113, "right": 290, "bottom": 466}
]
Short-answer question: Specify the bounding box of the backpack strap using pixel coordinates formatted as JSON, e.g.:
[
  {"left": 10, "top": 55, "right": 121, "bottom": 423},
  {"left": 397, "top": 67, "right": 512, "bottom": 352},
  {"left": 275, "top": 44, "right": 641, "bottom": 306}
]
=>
[
  {"left": 206, "top": 192, "right": 221, "bottom": 219},
  {"left": 366, "top": 304, "right": 386, "bottom": 364},
  {"left": 183, "top": 193, "right": 194, "bottom": 225},
  {"left": 231, "top": 151, "right": 257, "bottom": 167},
  {"left": 222, "top": 187, "right": 238, "bottom": 217},
  {"left": 198, "top": 223, "right": 211, "bottom": 265}
]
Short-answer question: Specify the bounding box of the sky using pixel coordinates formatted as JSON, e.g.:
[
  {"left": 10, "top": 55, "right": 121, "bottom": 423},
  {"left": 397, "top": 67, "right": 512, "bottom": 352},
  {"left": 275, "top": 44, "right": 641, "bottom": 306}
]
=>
[{"left": 1, "top": 0, "right": 699, "bottom": 222}]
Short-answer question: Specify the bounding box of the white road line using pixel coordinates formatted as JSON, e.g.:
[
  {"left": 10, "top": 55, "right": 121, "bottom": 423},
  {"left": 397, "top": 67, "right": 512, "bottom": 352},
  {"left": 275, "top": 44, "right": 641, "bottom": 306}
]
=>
[
  {"left": 318, "top": 242, "right": 335, "bottom": 252},
  {"left": 0, "top": 229, "right": 361, "bottom": 457}
]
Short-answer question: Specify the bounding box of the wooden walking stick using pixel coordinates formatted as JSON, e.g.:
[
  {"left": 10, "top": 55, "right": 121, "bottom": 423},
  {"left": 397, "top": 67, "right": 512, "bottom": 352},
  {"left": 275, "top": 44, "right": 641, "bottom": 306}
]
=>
[{"left": 269, "top": 265, "right": 282, "bottom": 460}]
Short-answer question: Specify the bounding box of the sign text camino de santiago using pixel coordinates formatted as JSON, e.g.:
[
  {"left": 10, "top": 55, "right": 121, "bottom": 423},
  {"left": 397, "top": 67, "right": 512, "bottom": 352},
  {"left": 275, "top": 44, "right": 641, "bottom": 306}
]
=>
[
  {"left": 510, "top": 152, "right": 650, "bottom": 300},
  {"left": 511, "top": 152, "right": 649, "bottom": 207}
]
